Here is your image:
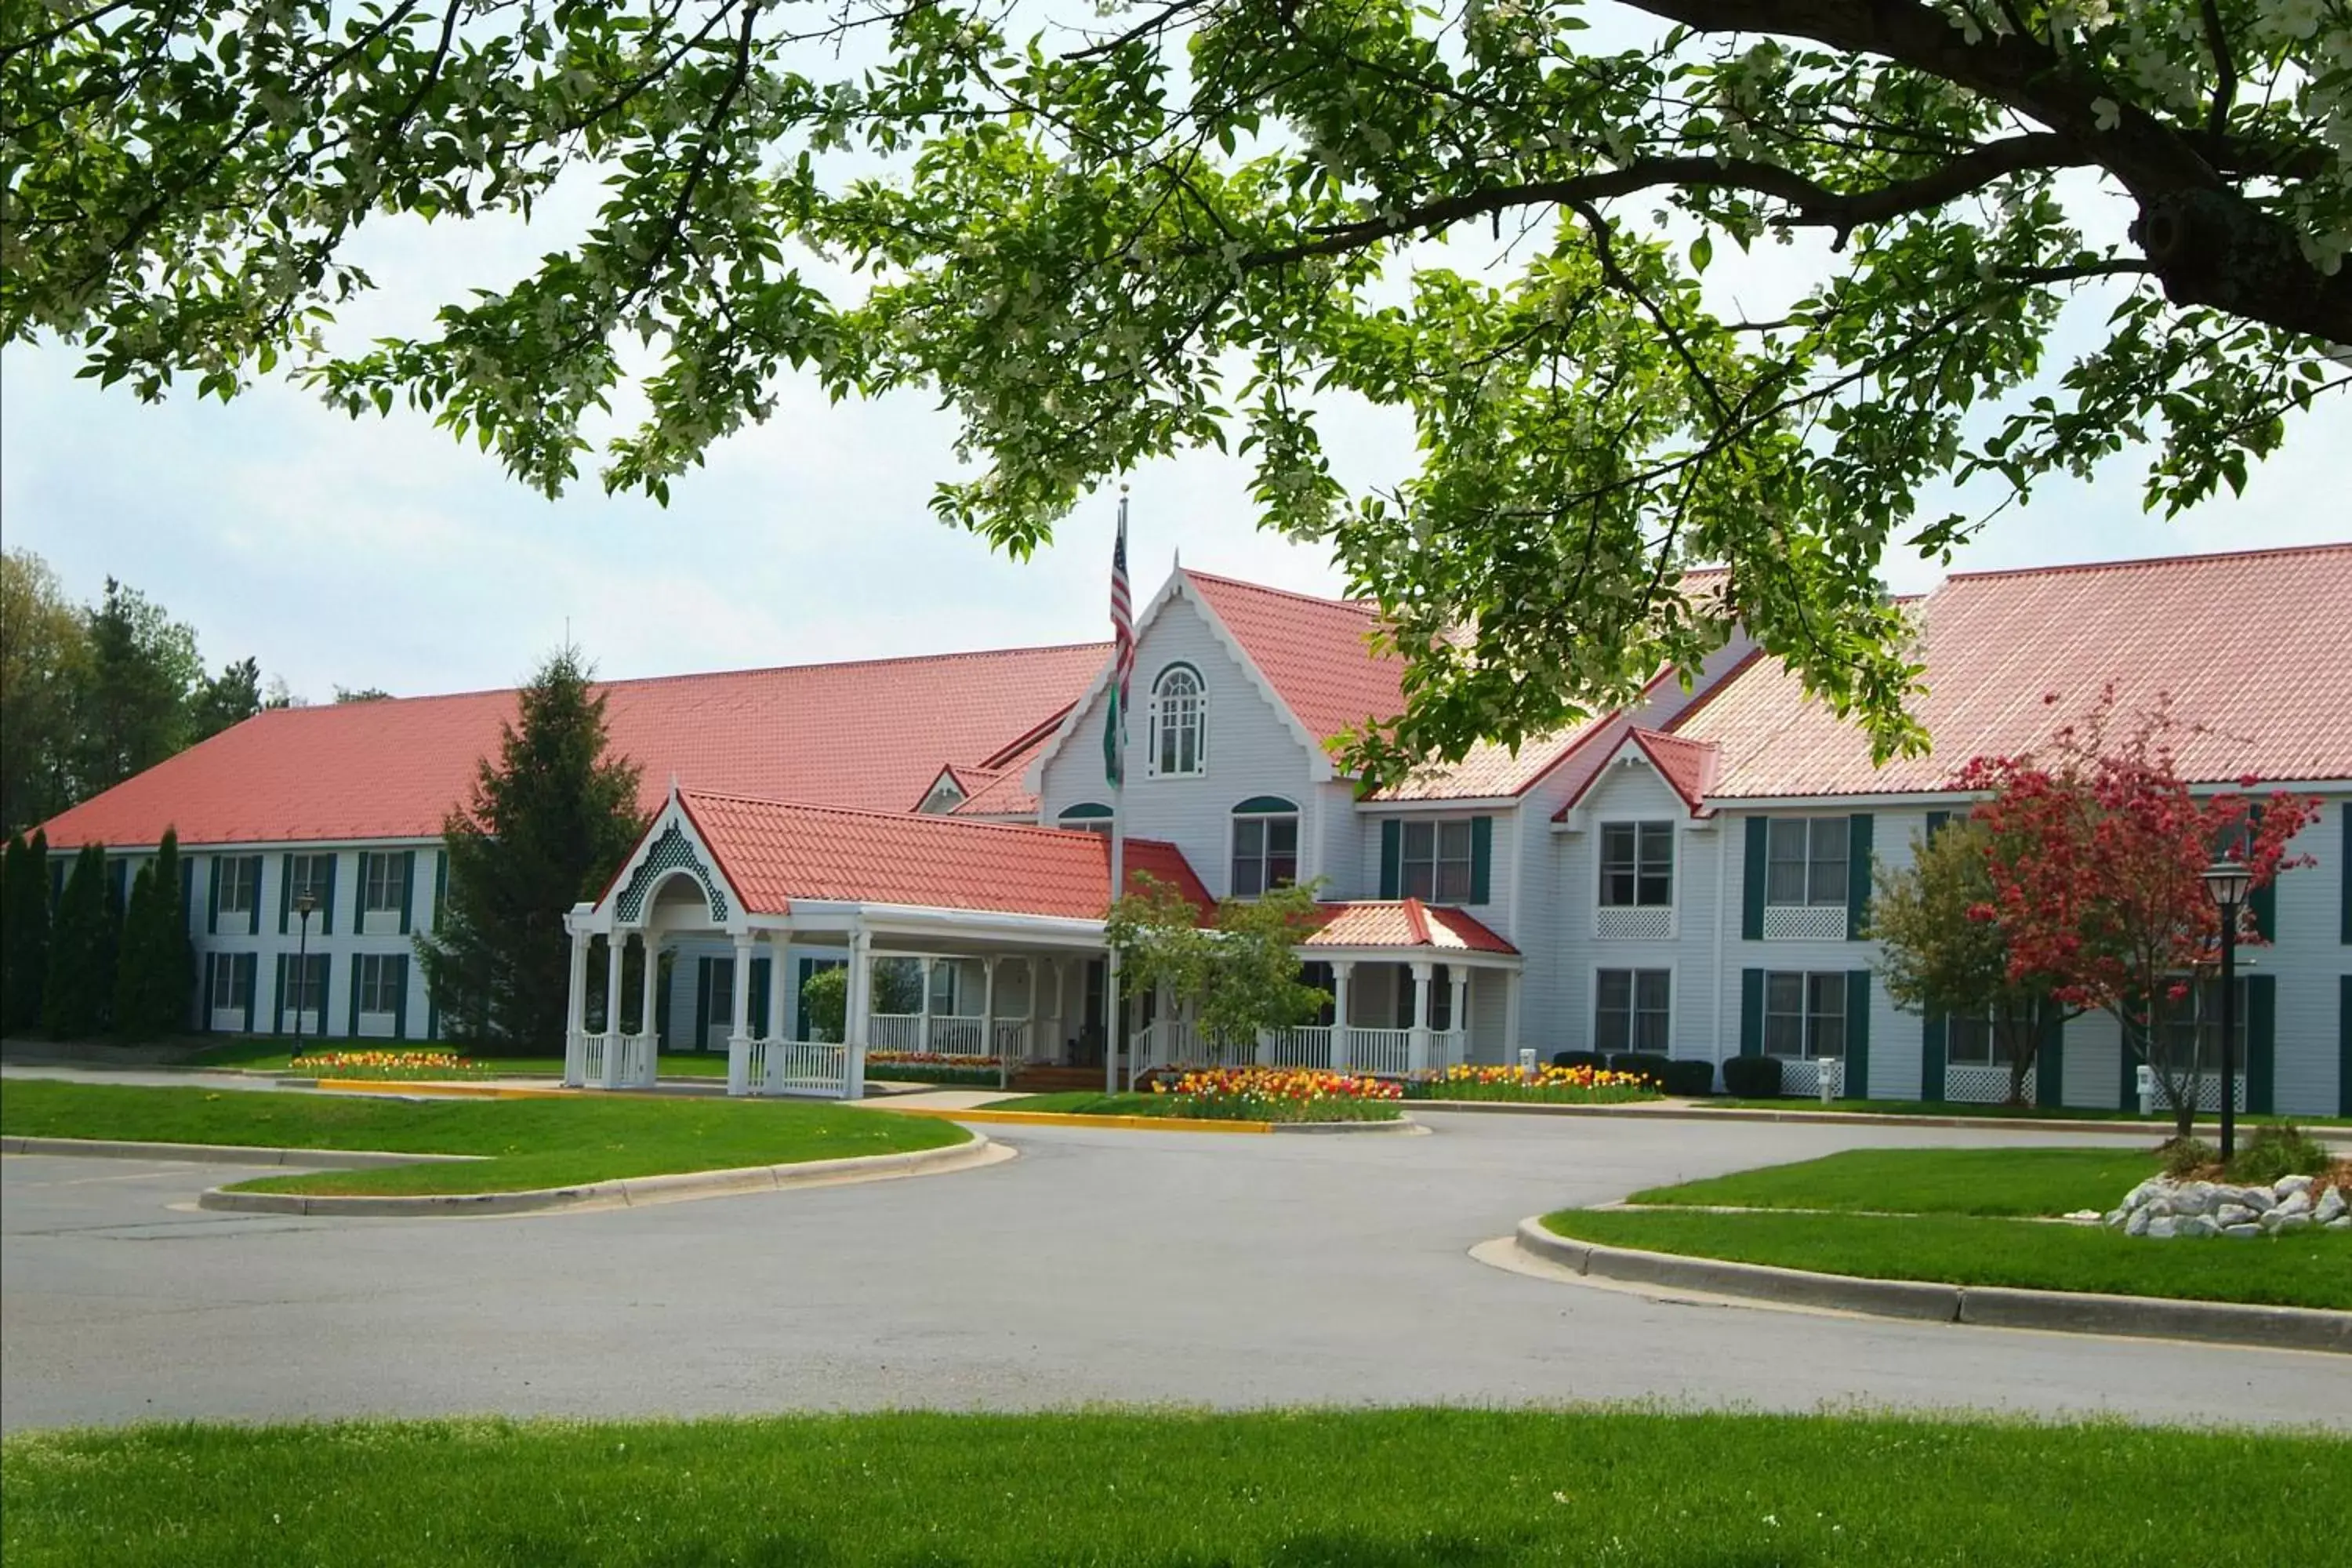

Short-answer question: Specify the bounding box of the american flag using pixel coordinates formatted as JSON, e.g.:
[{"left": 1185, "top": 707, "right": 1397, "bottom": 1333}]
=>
[{"left": 1104, "top": 492, "right": 1132, "bottom": 787}]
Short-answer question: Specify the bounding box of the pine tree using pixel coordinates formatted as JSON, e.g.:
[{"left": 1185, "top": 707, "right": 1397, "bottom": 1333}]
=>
[
  {"left": 1, "top": 831, "right": 50, "bottom": 1033},
  {"left": 416, "top": 648, "right": 644, "bottom": 1051},
  {"left": 42, "top": 844, "right": 108, "bottom": 1039},
  {"left": 111, "top": 831, "right": 191, "bottom": 1040}
]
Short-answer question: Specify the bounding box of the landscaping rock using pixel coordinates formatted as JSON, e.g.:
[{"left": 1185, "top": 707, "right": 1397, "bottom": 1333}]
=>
[
  {"left": 2215, "top": 1203, "right": 2257, "bottom": 1228},
  {"left": 2176, "top": 1214, "right": 2221, "bottom": 1239},
  {"left": 2270, "top": 1211, "right": 2313, "bottom": 1234},
  {"left": 2146, "top": 1216, "right": 2177, "bottom": 1240},
  {"left": 2125, "top": 1207, "right": 2152, "bottom": 1237},
  {"left": 2274, "top": 1189, "right": 2314, "bottom": 1220},
  {"left": 2316, "top": 1188, "right": 2348, "bottom": 1225},
  {"left": 2222, "top": 1223, "right": 2262, "bottom": 1239},
  {"left": 2326, "top": 1217, "right": 2350, "bottom": 1231},
  {"left": 2274, "top": 1174, "right": 2316, "bottom": 1197}
]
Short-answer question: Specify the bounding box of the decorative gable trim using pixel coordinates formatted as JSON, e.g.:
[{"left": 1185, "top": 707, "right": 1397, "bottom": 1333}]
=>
[{"left": 596, "top": 786, "right": 744, "bottom": 929}]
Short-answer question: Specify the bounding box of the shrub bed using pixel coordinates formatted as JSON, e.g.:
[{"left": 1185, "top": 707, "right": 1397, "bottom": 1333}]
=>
[
  {"left": 1660, "top": 1058, "right": 1716, "bottom": 1096},
  {"left": 865, "top": 1051, "right": 1006, "bottom": 1087},
  {"left": 1406, "top": 1063, "right": 1661, "bottom": 1104}
]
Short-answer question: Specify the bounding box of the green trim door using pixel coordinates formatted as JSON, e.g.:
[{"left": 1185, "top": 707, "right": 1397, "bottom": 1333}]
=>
[{"left": 1919, "top": 1011, "right": 1947, "bottom": 1102}]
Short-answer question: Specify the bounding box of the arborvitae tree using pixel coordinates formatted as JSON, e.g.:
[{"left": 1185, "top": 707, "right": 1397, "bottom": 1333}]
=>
[
  {"left": 42, "top": 844, "right": 108, "bottom": 1039},
  {"left": 1, "top": 831, "right": 50, "bottom": 1033},
  {"left": 111, "top": 830, "right": 190, "bottom": 1040},
  {"left": 416, "top": 648, "right": 644, "bottom": 1051}
]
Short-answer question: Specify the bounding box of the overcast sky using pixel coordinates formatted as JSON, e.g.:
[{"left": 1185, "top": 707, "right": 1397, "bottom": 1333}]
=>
[{"left": 4, "top": 176, "right": 2346, "bottom": 704}]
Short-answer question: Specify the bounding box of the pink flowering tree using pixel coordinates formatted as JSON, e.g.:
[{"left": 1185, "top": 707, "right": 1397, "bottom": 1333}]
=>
[{"left": 1955, "top": 689, "right": 2317, "bottom": 1139}]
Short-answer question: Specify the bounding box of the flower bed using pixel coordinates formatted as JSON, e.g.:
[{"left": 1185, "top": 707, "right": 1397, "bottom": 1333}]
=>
[
  {"left": 864, "top": 1051, "right": 1007, "bottom": 1086},
  {"left": 1149, "top": 1067, "right": 1404, "bottom": 1123},
  {"left": 288, "top": 1050, "right": 490, "bottom": 1081},
  {"left": 1403, "top": 1063, "right": 1661, "bottom": 1104}
]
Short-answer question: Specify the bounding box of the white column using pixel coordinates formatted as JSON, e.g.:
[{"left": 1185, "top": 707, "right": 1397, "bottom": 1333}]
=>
[
  {"left": 638, "top": 934, "right": 659, "bottom": 1037},
  {"left": 917, "top": 956, "right": 935, "bottom": 1055},
  {"left": 766, "top": 931, "right": 789, "bottom": 1040},
  {"left": 1447, "top": 968, "right": 1468, "bottom": 1069},
  {"left": 845, "top": 924, "right": 872, "bottom": 1100},
  {"left": 1330, "top": 961, "right": 1353, "bottom": 1072},
  {"left": 564, "top": 926, "right": 590, "bottom": 1086},
  {"left": 601, "top": 935, "right": 626, "bottom": 1089},
  {"left": 729, "top": 932, "right": 753, "bottom": 1040},
  {"left": 1504, "top": 967, "right": 1524, "bottom": 1072},
  {"left": 984, "top": 956, "right": 1002, "bottom": 1089},
  {"left": 1409, "top": 960, "right": 1434, "bottom": 1076}
]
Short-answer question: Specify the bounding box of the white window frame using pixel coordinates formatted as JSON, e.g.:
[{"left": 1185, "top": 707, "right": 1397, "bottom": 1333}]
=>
[
  {"left": 361, "top": 852, "right": 408, "bottom": 916},
  {"left": 1598, "top": 821, "right": 1675, "bottom": 908},
  {"left": 216, "top": 856, "right": 260, "bottom": 916},
  {"left": 1058, "top": 804, "right": 1114, "bottom": 837},
  {"left": 209, "top": 952, "right": 250, "bottom": 1015},
  {"left": 357, "top": 953, "right": 404, "bottom": 1016},
  {"left": 288, "top": 852, "right": 335, "bottom": 912},
  {"left": 1594, "top": 966, "right": 1672, "bottom": 1054},
  {"left": 284, "top": 953, "right": 329, "bottom": 1019},
  {"left": 1765, "top": 817, "right": 1849, "bottom": 907},
  {"left": 2152, "top": 977, "right": 2249, "bottom": 1068},
  {"left": 1145, "top": 663, "right": 1207, "bottom": 778},
  {"left": 1229, "top": 802, "right": 1300, "bottom": 898},
  {"left": 1944, "top": 1011, "right": 2024, "bottom": 1067},
  {"left": 1762, "top": 971, "right": 1846, "bottom": 1060},
  {"left": 1400, "top": 818, "right": 1475, "bottom": 904}
]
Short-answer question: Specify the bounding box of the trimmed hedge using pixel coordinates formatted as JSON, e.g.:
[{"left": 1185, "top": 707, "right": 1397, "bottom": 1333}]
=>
[
  {"left": 1660, "top": 1059, "right": 1715, "bottom": 1097},
  {"left": 1552, "top": 1051, "right": 1608, "bottom": 1072},
  {"left": 1609, "top": 1052, "right": 1675, "bottom": 1083},
  {"left": 1721, "top": 1055, "right": 1783, "bottom": 1098}
]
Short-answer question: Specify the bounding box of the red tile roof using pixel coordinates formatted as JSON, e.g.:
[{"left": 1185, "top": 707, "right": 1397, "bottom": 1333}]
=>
[
  {"left": 42, "top": 644, "right": 1107, "bottom": 848},
  {"left": 1555, "top": 727, "right": 1720, "bottom": 818},
  {"left": 949, "top": 768, "right": 1042, "bottom": 818},
  {"left": 1301, "top": 898, "right": 1519, "bottom": 955},
  {"left": 1185, "top": 571, "right": 1406, "bottom": 751},
  {"left": 676, "top": 791, "right": 1210, "bottom": 919},
  {"left": 1675, "top": 544, "right": 2352, "bottom": 797}
]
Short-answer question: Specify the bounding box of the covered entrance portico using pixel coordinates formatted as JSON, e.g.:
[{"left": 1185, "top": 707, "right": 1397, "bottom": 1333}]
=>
[{"left": 564, "top": 786, "right": 1212, "bottom": 1098}]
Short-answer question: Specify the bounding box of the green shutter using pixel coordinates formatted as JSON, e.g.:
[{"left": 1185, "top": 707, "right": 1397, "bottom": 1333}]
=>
[
  {"left": 1739, "top": 968, "right": 1764, "bottom": 1057},
  {"left": 239, "top": 953, "right": 256, "bottom": 1034},
  {"left": 2340, "top": 977, "right": 2352, "bottom": 1117},
  {"left": 347, "top": 954, "right": 361, "bottom": 1038},
  {"left": 1923, "top": 809, "right": 1950, "bottom": 843},
  {"left": 319, "top": 855, "right": 336, "bottom": 935},
  {"left": 245, "top": 859, "right": 260, "bottom": 935},
  {"left": 391, "top": 955, "right": 409, "bottom": 1042},
  {"left": 750, "top": 956, "right": 771, "bottom": 1041},
  {"left": 794, "top": 957, "right": 814, "bottom": 1042},
  {"left": 2247, "top": 803, "right": 2277, "bottom": 941},
  {"left": 273, "top": 953, "right": 288, "bottom": 1034},
  {"left": 1468, "top": 816, "right": 1493, "bottom": 906},
  {"left": 398, "top": 850, "right": 416, "bottom": 935},
  {"left": 2037, "top": 1006, "right": 2066, "bottom": 1108},
  {"left": 1846, "top": 814, "right": 1874, "bottom": 940},
  {"left": 201, "top": 949, "right": 217, "bottom": 1030},
  {"left": 279, "top": 854, "right": 292, "bottom": 933},
  {"left": 205, "top": 857, "right": 221, "bottom": 935},
  {"left": 1741, "top": 817, "right": 1766, "bottom": 939},
  {"left": 2245, "top": 974, "right": 2275, "bottom": 1116},
  {"left": 694, "top": 956, "right": 711, "bottom": 1051},
  {"left": 1920, "top": 1011, "right": 1947, "bottom": 1102},
  {"left": 1378, "top": 819, "right": 1401, "bottom": 900},
  {"left": 2343, "top": 805, "right": 2350, "bottom": 945},
  {"left": 1844, "top": 971, "right": 1871, "bottom": 1099}
]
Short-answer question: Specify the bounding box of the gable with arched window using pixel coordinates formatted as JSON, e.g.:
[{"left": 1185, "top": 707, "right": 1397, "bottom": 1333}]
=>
[
  {"left": 1147, "top": 662, "right": 1206, "bottom": 777},
  {"left": 1058, "top": 802, "right": 1114, "bottom": 836},
  {"left": 1230, "top": 796, "right": 1299, "bottom": 896}
]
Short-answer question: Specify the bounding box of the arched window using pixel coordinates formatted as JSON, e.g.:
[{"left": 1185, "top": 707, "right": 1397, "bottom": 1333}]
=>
[
  {"left": 1230, "top": 797, "right": 1299, "bottom": 896},
  {"left": 1058, "top": 802, "right": 1114, "bottom": 837},
  {"left": 1148, "top": 663, "right": 1205, "bottom": 777}
]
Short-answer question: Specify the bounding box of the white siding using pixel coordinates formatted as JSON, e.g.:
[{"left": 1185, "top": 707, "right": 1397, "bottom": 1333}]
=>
[{"left": 2257, "top": 791, "right": 2348, "bottom": 1116}]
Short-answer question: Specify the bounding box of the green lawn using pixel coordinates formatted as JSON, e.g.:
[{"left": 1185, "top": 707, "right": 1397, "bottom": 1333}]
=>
[
  {"left": 1543, "top": 1207, "right": 2352, "bottom": 1309},
  {"left": 1624, "top": 1147, "right": 2161, "bottom": 1217},
  {"left": 5, "top": 1410, "right": 2345, "bottom": 1567},
  {"left": 186, "top": 1038, "right": 733, "bottom": 1078},
  {"left": 1714, "top": 1097, "right": 2352, "bottom": 1127},
  {"left": 0, "top": 1080, "right": 964, "bottom": 1196},
  {"left": 992, "top": 1089, "right": 1402, "bottom": 1122}
]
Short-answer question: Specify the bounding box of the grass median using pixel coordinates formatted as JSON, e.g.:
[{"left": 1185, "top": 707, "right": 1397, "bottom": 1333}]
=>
[
  {"left": 1545, "top": 1147, "right": 2351, "bottom": 1309},
  {"left": 0, "top": 1080, "right": 966, "bottom": 1197},
  {"left": 5, "top": 1409, "right": 2346, "bottom": 1567},
  {"left": 1710, "top": 1097, "right": 2352, "bottom": 1127}
]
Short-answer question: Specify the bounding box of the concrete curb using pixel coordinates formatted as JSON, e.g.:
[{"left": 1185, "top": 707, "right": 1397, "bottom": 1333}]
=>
[
  {"left": 194, "top": 1133, "right": 1000, "bottom": 1217},
  {"left": 880, "top": 1105, "right": 1419, "bottom": 1135},
  {"left": 2, "top": 1134, "right": 479, "bottom": 1169},
  {"left": 1513, "top": 1218, "right": 2351, "bottom": 1353}
]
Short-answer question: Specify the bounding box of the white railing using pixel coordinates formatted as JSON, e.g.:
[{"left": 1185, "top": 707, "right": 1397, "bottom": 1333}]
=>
[
  {"left": 993, "top": 1021, "right": 1033, "bottom": 1060},
  {"left": 1260, "top": 1025, "right": 1332, "bottom": 1069},
  {"left": 564, "top": 1029, "right": 589, "bottom": 1086},
  {"left": 609, "top": 1033, "right": 656, "bottom": 1089},
  {"left": 579, "top": 1031, "right": 608, "bottom": 1086},
  {"left": 1428, "top": 1029, "right": 1465, "bottom": 1071},
  {"left": 749, "top": 1037, "right": 851, "bottom": 1098},
  {"left": 868, "top": 1014, "right": 922, "bottom": 1052},
  {"left": 930, "top": 1016, "right": 987, "bottom": 1056},
  {"left": 1340, "top": 1026, "right": 1414, "bottom": 1078}
]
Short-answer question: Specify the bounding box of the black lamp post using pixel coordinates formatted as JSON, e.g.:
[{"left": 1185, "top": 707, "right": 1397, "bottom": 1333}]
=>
[
  {"left": 2200, "top": 858, "right": 2252, "bottom": 1162},
  {"left": 291, "top": 890, "right": 318, "bottom": 1056}
]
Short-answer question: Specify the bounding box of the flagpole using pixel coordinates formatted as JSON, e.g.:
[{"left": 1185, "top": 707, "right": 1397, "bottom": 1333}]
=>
[{"left": 1106, "top": 488, "right": 1129, "bottom": 1095}]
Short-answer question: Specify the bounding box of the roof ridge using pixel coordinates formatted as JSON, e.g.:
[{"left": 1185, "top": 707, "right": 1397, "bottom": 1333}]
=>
[
  {"left": 1182, "top": 568, "right": 1376, "bottom": 614},
  {"left": 1942, "top": 542, "right": 2352, "bottom": 584}
]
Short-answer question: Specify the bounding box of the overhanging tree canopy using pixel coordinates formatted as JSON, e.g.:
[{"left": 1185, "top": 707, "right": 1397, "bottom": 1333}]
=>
[{"left": 4, "top": 0, "right": 2345, "bottom": 778}]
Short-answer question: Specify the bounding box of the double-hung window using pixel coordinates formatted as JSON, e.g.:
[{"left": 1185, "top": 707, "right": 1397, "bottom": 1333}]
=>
[
  {"left": 358, "top": 953, "right": 405, "bottom": 1016},
  {"left": 287, "top": 853, "right": 334, "bottom": 916},
  {"left": 1599, "top": 822, "right": 1674, "bottom": 906},
  {"left": 1401, "top": 820, "right": 1475, "bottom": 903},
  {"left": 284, "top": 953, "right": 329, "bottom": 1018},
  {"left": 1230, "top": 799, "right": 1299, "bottom": 897},
  {"left": 215, "top": 856, "right": 260, "bottom": 919},
  {"left": 1765, "top": 818, "right": 1848, "bottom": 906},
  {"left": 1762, "top": 971, "right": 1846, "bottom": 1059},
  {"left": 362, "top": 853, "right": 408, "bottom": 920},
  {"left": 2153, "top": 978, "right": 2248, "bottom": 1069},
  {"left": 209, "top": 953, "right": 251, "bottom": 1014},
  {"left": 1595, "top": 969, "right": 1671, "bottom": 1054},
  {"left": 1945, "top": 1012, "right": 2020, "bottom": 1066}
]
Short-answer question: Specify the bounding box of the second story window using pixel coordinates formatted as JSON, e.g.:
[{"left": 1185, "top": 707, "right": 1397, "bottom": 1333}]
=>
[
  {"left": 1599, "top": 822, "right": 1674, "bottom": 906},
  {"left": 1402, "top": 819, "right": 1474, "bottom": 903},
  {"left": 1058, "top": 803, "right": 1114, "bottom": 836},
  {"left": 362, "top": 852, "right": 408, "bottom": 916},
  {"left": 215, "top": 856, "right": 260, "bottom": 916},
  {"left": 1230, "top": 797, "right": 1299, "bottom": 896},
  {"left": 1148, "top": 664, "right": 1205, "bottom": 776},
  {"left": 1766, "top": 817, "right": 1848, "bottom": 906}
]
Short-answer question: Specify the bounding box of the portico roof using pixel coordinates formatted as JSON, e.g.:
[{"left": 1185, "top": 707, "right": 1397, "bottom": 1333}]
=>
[{"left": 1302, "top": 899, "right": 1518, "bottom": 956}]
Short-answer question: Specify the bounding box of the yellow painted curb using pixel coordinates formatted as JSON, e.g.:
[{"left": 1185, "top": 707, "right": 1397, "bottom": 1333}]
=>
[
  {"left": 881, "top": 1106, "right": 1275, "bottom": 1134},
  {"left": 310, "top": 1080, "right": 576, "bottom": 1101}
]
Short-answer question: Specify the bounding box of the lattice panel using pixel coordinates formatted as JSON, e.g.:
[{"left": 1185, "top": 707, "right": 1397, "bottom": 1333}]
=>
[
  {"left": 613, "top": 820, "right": 730, "bottom": 924},
  {"left": 2152, "top": 1071, "right": 2247, "bottom": 1113},
  {"left": 1762, "top": 904, "right": 1847, "bottom": 942},
  {"left": 1596, "top": 906, "right": 1675, "bottom": 942},
  {"left": 1944, "top": 1063, "right": 2032, "bottom": 1105}
]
